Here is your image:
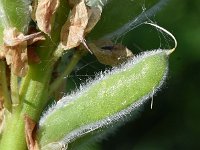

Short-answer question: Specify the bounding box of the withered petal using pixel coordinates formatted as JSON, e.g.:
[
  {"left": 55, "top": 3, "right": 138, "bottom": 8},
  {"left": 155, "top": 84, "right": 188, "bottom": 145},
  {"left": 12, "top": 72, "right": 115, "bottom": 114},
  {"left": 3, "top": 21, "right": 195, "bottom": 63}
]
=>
[
  {"left": 3, "top": 28, "right": 44, "bottom": 47},
  {"left": 36, "top": 0, "right": 60, "bottom": 35},
  {"left": 11, "top": 43, "right": 29, "bottom": 77},
  {"left": 3, "top": 28, "right": 45, "bottom": 77},
  {"left": 61, "top": 0, "right": 89, "bottom": 50},
  {"left": 26, "top": 32, "right": 45, "bottom": 45},
  {"left": 24, "top": 115, "right": 37, "bottom": 150},
  {"left": 88, "top": 40, "right": 133, "bottom": 66}
]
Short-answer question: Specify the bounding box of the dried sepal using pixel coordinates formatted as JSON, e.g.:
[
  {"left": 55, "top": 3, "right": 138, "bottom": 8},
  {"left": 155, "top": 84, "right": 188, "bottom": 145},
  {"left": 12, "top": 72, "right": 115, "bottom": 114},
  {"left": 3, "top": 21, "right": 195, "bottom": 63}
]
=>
[
  {"left": 24, "top": 115, "right": 38, "bottom": 150},
  {"left": 61, "top": 0, "right": 102, "bottom": 50},
  {"left": 27, "top": 33, "right": 45, "bottom": 45},
  {"left": 3, "top": 28, "right": 44, "bottom": 47},
  {"left": 88, "top": 40, "right": 133, "bottom": 66},
  {"left": 12, "top": 45, "right": 27, "bottom": 76},
  {"left": 61, "top": 0, "right": 89, "bottom": 50},
  {"left": 35, "top": 0, "right": 60, "bottom": 35},
  {"left": 3, "top": 41, "right": 28, "bottom": 77},
  {"left": 2, "top": 28, "right": 44, "bottom": 77}
]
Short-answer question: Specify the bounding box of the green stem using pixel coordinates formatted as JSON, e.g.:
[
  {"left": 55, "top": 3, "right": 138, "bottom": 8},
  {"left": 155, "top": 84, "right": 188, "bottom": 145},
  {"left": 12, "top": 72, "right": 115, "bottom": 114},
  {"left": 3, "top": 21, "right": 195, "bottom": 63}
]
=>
[
  {"left": 49, "top": 50, "right": 84, "bottom": 96},
  {"left": 0, "top": 0, "right": 70, "bottom": 149},
  {"left": 19, "top": 73, "right": 31, "bottom": 105},
  {"left": 0, "top": 61, "right": 12, "bottom": 111},
  {"left": 21, "top": 63, "right": 53, "bottom": 120},
  {"left": 10, "top": 67, "right": 19, "bottom": 105},
  {"left": 0, "top": 107, "right": 25, "bottom": 150},
  {"left": 0, "top": 49, "right": 56, "bottom": 150}
]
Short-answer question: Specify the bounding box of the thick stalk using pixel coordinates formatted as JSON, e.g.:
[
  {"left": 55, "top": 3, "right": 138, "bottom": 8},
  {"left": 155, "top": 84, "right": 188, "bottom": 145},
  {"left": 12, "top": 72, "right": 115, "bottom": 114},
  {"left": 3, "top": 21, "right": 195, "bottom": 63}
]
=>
[
  {"left": 0, "top": 38, "right": 56, "bottom": 150},
  {"left": 0, "top": 0, "right": 69, "bottom": 149},
  {"left": 0, "top": 108, "right": 25, "bottom": 150},
  {"left": 0, "top": 59, "right": 54, "bottom": 150}
]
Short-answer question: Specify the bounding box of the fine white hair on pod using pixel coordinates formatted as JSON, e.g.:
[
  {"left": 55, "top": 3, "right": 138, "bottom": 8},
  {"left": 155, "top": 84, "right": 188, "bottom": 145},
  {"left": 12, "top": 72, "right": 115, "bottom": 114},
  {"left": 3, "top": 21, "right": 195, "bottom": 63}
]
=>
[
  {"left": 40, "top": 49, "right": 169, "bottom": 149},
  {"left": 39, "top": 50, "right": 163, "bottom": 125},
  {"left": 39, "top": 49, "right": 168, "bottom": 132}
]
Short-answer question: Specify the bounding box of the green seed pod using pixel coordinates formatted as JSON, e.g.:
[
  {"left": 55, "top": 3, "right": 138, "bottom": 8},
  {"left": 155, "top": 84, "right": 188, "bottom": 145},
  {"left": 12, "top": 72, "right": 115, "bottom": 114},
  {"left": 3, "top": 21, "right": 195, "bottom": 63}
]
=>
[
  {"left": 0, "top": 0, "right": 31, "bottom": 33},
  {"left": 88, "top": 0, "right": 168, "bottom": 40},
  {"left": 37, "top": 49, "right": 170, "bottom": 149}
]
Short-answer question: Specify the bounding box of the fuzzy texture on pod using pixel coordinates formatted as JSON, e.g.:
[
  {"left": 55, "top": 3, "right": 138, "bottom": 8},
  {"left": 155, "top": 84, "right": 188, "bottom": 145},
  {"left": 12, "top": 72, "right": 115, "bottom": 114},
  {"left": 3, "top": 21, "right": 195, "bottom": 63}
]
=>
[
  {"left": 37, "top": 49, "right": 169, "bottom": 149},
  {"left": 0, "top": 0, "right": 31, "bottom": 33}
]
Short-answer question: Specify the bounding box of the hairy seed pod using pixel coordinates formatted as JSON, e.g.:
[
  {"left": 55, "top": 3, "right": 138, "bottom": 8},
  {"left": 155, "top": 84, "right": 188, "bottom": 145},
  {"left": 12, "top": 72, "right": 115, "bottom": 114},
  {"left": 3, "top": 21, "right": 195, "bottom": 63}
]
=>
[{"left": 37, "top": 49, "right": 170, "bottom": 149}]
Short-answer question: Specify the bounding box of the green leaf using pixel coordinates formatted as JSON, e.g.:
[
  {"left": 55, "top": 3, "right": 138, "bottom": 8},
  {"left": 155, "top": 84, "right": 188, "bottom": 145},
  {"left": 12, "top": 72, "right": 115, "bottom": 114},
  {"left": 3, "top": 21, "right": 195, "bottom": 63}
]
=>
[
  {"left": 0, "top": 0, "right": 31, "bottom": 33},
  {"left": 37, "top": 49, "right": 170, "bottom": 149}
]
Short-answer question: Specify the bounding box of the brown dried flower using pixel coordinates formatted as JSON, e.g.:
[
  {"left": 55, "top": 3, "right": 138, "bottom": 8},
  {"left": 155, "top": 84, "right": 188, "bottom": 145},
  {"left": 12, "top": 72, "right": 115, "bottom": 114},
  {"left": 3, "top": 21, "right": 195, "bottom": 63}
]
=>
[
  {"left": 88, "top": 40, "right": 133, "bottom": 66},
  {"left": 1, "top": 28, "right": 44, "bottom": 77},
  {"left": 61, "top": 0, "right": 101, "bottom": 50},
  {"left": 35, "top": 0, "right": 60, "bottom": 35}
]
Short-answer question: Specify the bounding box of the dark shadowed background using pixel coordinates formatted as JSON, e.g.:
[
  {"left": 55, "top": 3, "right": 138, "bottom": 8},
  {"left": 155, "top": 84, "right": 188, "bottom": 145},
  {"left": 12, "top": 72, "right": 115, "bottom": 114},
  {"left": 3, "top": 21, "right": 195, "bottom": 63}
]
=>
[
  {"left": 66, "top": 0, "right": 200, "bottom": 149},
  {"left": 102, "top": 0, "right": 200, "bottom": 149}
]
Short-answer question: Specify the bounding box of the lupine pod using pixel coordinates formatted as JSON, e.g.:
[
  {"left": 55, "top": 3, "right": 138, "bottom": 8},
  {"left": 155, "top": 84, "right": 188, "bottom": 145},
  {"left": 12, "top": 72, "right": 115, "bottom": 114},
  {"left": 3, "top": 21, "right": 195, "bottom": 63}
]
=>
[
  {"left": 88, "top": 0, "right": 167, "bottom": 40},
  {"left": 0, "top": 0, "right": 31, "bottom": 33},
  {"left": 37, "top": 49, "right": 170, "bottom": 149}
]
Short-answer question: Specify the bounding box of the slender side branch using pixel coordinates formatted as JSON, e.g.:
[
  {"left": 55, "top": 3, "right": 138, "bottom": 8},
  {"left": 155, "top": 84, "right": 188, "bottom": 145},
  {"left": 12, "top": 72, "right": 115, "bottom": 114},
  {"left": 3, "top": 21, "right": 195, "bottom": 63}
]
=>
[
  {"left": 49, "top": 50, "right": 84, "bottom": 96},
  {"left": 19, "top": 74, "right": 31, "bottom": 104}
]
